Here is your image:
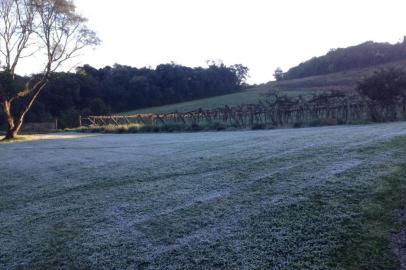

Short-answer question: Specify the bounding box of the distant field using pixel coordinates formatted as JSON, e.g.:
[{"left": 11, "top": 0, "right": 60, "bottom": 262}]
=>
[
  {"left": 2, "top": 122, "right": 406, "bottom": 268},
  {"left": 123, "top": 85, "right": 315, "bottom": 115},
  {"left": 124, "top": 59, "right": 406, "bottom": 114},
  {"left": 124, "top": 85, "right": 272, "bottom": 114}
]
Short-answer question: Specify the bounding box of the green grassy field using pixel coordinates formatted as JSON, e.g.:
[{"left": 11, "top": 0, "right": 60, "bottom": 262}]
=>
[
  {"left": 123, "top": 59, "right": 406, "bottom": 115},
  {"left": 2, "top": 123, "right": 406, "bottom": 268},
  {"left": 123, "top": 85, "right": 272, "bottom": 114}
]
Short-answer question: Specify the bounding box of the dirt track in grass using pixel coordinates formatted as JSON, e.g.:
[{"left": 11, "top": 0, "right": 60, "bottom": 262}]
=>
[{"left": 2, "top": 123, "right": 406, "bottom": 269}]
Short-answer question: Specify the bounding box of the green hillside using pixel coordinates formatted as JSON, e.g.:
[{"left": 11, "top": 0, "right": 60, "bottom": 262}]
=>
[
  {"left": 123, "top": 59, "right": 406, "bottom": 114},
  {"left": 283, "top": 39, "right": 406, "bottom": 80},
  {"left": 124, "top": 85, "right": 270, "bottom": 114}
]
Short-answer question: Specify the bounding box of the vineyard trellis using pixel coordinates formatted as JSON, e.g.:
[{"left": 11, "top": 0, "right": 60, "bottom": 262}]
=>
[{"left": 80, "top": 92, "right": 406, "bottom": 128}]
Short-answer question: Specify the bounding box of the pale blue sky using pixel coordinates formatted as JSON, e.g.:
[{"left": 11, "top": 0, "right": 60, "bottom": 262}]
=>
[{"left": 20, "top": 0, "right": 406, "bottom": 84}]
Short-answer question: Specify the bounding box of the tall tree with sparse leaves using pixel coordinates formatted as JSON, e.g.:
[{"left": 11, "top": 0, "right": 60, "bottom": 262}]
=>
[{"left": 0, "top": 0, "right": 99, "bottom": 139}]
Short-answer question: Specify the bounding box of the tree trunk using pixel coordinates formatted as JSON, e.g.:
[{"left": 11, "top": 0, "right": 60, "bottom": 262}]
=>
[
  {"left": 5, "top": 128, "right": 18, "bottom": 140},
  {"left": 2, "top": 81, "right": 48, "bottom": 140},
  {"left": 2, "top": 100, "right": 18, "bottom": 140},
  {"left": 8, "top": 117, "right": 24, "bottom": 139}
]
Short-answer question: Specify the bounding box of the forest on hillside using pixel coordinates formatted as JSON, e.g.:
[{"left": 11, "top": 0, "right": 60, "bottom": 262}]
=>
[
  {"left": 282, "top": 38, "right": 406, "bottom": 80},
  {"left": 0, "top": 63, "right": 248, "bottom": 128}
]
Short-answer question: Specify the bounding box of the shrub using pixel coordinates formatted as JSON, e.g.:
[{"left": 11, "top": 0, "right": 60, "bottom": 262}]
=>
[
  {"left": 251, "top": 123, "right": 266, "bottom": 130},
  {"left": 160, "top": 124, "right": 186, "bottom": 132},
  {"left": 308, "top": 120, "right": 322, "bottom": 127},
  {"left": 206, "top": 122, "right": 227, "bottom": 131},
  {"left": 138, "top": 125, "right": 154, "bottom": 132},
  {"left": 189, "top": 123, "right": 203, "bottom": 131},
  {"left": 321, "top": 117, "right": 338, "bottom": 126}
]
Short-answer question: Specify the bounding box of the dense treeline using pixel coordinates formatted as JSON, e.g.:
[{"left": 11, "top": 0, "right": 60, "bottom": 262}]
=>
[
  {"left": 0, "top": 62, "right": 248, "bottom": 128},
  {"left": 283, "top": 38, "right": 406, "bottom": 80},
  {"left": 356, "top": 68, "right": 406, "bottom": 122}
]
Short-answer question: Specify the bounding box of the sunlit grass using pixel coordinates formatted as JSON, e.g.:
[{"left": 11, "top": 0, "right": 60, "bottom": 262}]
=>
[
  {"left": 0, "top": 134, "right": 95, "bottom": 144},
  {"left": 69, "top": 123, "right": 145, "bottom": 133},
  {"left": 0, "top": 135, "right": 31, "bottom": 143}
]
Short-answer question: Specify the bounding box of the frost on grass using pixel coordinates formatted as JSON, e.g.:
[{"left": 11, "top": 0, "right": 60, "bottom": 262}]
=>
[{"left": 1, "top": 123, "right": 406, "bottom": 269}]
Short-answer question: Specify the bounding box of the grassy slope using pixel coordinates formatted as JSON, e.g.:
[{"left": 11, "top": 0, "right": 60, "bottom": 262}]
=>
[
  {"left": 124, "top": 59, "right": 406, "bottom": 115},
  {"left": 124, "top": 85, "right": 272, "bottom": 114}
]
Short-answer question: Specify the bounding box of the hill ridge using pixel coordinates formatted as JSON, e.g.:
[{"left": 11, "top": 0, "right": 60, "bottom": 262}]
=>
[{"left": 283, "top": 38, "right": 406, "bottom": 80}]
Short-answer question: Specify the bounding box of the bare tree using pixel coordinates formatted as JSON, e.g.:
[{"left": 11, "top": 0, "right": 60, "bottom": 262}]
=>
[{"left": 0, "top": 0, "right": 99, "bottom": 139}]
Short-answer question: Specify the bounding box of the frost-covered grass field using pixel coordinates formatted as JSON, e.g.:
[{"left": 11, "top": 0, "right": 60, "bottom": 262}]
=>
[{"left": 2, "top": 123, "right": 406, "bottom": 269}]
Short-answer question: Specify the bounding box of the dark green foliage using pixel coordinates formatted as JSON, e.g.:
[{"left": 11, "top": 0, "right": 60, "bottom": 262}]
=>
[
  {"left": 284, "top": 39, "right": 406, "bottom": 80},
  {"left": 1, "top": 62, "right": 248, "bottom": 129},
  {"left": 251, "top": 123, "right": 267, "bottom": 130},
  {"left": 206, "top": 122, "right": 227, "bottom": 131},
  {"left": 189, "top": 123, "right": 203, "bottom": 131},
  {"left": 356, "top": 68, "right": 406, "bottom": 122},
  {"left": 293, "top": 121, "right": 304, "bottom": 128},
  {"left": 357, "top": 68, "right": 406, "bottom": 103},
  {"left": 158, "top": 124, "right": 186, "bottom": 132}
]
